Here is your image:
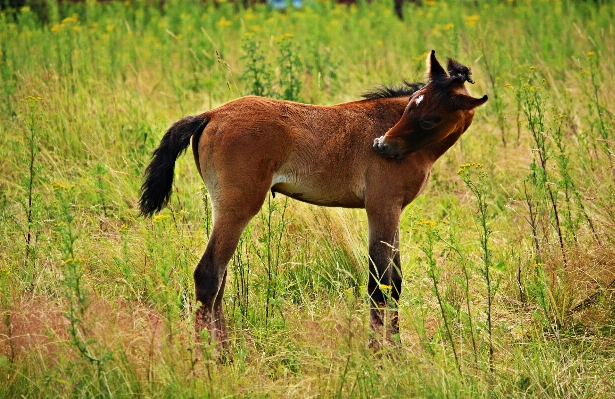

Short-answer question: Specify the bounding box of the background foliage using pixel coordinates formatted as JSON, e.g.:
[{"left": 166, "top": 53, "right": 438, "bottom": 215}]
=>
[{"left": 1, "top": 0, "right": 614, "bottom": 397}]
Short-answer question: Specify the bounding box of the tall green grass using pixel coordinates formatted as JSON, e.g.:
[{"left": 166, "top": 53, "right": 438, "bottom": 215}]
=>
[{"left": 1, "top": 0, "right": 614, "bottom": 397}]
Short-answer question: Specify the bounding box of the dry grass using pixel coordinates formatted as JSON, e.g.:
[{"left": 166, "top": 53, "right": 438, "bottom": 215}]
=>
[{"left": 2, "top": 0, "right": 615, "bottom": 397}]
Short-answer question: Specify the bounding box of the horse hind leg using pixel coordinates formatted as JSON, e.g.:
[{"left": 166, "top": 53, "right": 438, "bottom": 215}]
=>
[
  {"left": 193, "top": 180, "right": 271, "bottom": 350},
  {"left": 194, "top": 210, "right": 252, "bottom": 347}
]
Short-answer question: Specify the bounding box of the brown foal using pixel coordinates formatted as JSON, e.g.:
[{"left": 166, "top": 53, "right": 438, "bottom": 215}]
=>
[{"left": 140, "top": 50, "right": 487, "bottom": 348}]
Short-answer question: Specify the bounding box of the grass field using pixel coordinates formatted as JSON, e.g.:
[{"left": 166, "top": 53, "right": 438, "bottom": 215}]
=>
[{"left": 1, "top": 0, "right": 615, "bottom": 397}]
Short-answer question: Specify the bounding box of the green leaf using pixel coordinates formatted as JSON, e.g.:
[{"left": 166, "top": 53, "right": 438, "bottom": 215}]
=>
[{"left": 494, "top": 261, "right": 506, "bottom": 270}]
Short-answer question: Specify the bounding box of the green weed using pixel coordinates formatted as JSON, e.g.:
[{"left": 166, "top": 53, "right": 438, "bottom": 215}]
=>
[{"left": 1, "top": 0, "right": 614, "bottom": 397}]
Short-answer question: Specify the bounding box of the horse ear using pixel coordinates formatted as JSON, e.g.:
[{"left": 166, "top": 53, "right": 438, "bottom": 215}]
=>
[
  {"left": 427, "top": 50, "right": 448, "bottom": 80},
  {"left": 456, "top": 94, "right": 489, "bottom": 110}
]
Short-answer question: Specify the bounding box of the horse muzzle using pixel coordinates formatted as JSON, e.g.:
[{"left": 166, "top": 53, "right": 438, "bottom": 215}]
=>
[{"left": 373, "top": 136, "right": 407, "bottom": 161}]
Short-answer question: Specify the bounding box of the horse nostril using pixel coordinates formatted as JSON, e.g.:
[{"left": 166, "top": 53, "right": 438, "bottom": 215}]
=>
[{"left": 373, "top": 136, "right": 387, "bottom": 153}]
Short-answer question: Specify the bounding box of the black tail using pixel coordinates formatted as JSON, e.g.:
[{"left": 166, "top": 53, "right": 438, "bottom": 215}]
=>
[{"left": 139, "top": 114, "right": 209, "bottom": 217}]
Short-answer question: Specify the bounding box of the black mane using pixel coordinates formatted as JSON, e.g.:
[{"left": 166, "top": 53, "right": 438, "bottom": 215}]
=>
[{"left": 361, "top": 80, "right": 424, "bottom": 100}]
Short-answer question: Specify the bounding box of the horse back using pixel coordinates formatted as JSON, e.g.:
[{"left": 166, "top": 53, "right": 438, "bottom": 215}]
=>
[{"left": 194, "top": 95, "right": 413, "bottom": 208}]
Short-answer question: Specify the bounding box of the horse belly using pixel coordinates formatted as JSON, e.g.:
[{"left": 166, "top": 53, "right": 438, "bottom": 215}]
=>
[{"left": 271, "top": 173, "right": 364, "bottom": 208}]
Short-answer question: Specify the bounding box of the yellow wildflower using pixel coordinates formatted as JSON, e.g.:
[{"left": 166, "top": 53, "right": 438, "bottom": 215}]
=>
[
  {"left": 217, "top": 17, "right": 232, "bottom": 27},
  {"left": 457, "top": 162, "right": 483, "bottom": 174},
  {"left": 153, "top": 214, "right": 170, "bottom": 223},
  {"left": 465, "top": 15, "right": 479, "bottom": 27},
  {"left": 64, "top": 258, "right": 85, "bottom": 265},
  {"left": 62, "top": 14, "right": 78, "bottom": 24},
  {"left": 417, "top": 219, "right": 437, "bottom": 227},
  {"left": 413, "top": 51, "right": 429, "bottom": 62}
]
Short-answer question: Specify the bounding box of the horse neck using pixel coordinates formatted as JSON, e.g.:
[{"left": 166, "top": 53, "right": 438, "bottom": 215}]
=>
[
  {"left": 361, "top": 95, "right": 412, "bottom": 113},
  {"left": 421, "top": 128, "right": 464, "bottom": 163}
]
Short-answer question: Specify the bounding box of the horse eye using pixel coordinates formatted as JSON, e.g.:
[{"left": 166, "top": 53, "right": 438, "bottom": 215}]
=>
[{"left": 420, "top": 118, "right": 439, "bottom": 130}]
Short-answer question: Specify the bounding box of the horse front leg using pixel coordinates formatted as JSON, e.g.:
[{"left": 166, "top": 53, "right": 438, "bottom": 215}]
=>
[
  {"left": 390, "top": 249, "right": 402, "bottom": 340},
  {"left": 366, "top": 206, "right": 402, "bottom": 348}
]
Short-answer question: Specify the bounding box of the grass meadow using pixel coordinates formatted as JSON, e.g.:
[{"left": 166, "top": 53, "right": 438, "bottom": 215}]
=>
[{"left": 1, "top": 0, "right": 615, "bottom": 397}]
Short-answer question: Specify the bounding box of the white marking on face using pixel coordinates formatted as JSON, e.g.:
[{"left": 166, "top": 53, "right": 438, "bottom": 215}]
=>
[{"left": 415, "top": 95, "right": 424, "bottom": 106}]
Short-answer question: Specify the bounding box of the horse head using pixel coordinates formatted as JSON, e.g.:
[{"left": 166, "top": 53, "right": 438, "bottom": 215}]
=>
[{"left": 373, "top": 50, "right": 488, "bottom": 160}]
